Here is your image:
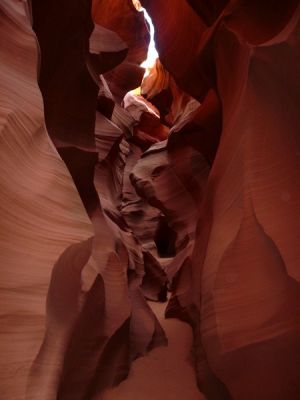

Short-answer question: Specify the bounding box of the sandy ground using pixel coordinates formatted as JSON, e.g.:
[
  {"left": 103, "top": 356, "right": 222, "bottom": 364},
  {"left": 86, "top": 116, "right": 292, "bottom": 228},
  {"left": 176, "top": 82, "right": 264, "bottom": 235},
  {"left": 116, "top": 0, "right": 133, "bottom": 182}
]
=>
[{"left": 102, "top": 301, "right": 205, "bottom": 400}]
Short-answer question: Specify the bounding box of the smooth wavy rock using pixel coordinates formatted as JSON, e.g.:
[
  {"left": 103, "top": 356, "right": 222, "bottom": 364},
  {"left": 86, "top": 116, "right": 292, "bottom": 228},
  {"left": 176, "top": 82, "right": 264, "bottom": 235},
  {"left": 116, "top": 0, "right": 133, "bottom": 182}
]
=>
[
  {"left": 1, "top": 2, "right": 165, "bottom": 398},
  {"left": 141, "top": 59, "right": 200, "bottom": 128},
  {"left": 189, "top": 2, "right": 300, "bottom": 399},
  {"left": 0, "top": 2, "right": 93, "bottom": 399},
  {"left": 92, "top": 0, "right": 150, "bottom": 101},
  {"left": 168, "top": 89, "right": 222, "bottom": 165},
  {"left": 119, "top": 139, "right": 168, "bottom": 302},
  {"left": 140, "top": 0, "right": 207, "bottom": 99},
  {"left": 139, "top": 1, "right": 300, "bottom": 398},
  {"left": 131, "top": 139, "right": 209, "bottom": 311},
  {"left": 2, "top": 0, "right": 300, "bottom": 399},
  {"left": 187, "top": 0, "right": 229, "bottom": 25},
  {"left": 90, "top": 104, "right": 168, "bottom": 390},
  {"left": 31, "top": 0, "right": 98, "bottom": 151}
]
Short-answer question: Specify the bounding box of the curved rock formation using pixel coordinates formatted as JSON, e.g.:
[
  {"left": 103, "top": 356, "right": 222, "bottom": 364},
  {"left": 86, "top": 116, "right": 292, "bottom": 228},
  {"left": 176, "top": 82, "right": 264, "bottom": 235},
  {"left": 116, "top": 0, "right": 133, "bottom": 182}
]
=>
[
  {"left": 1, "top": 0, "right": 300, "bottom": 399},
  {"left": 141, "top": 1, "right": 300, "bottom": 399},
  {"left": 0, "top": 2, "right": 93, "bottom": 399}
]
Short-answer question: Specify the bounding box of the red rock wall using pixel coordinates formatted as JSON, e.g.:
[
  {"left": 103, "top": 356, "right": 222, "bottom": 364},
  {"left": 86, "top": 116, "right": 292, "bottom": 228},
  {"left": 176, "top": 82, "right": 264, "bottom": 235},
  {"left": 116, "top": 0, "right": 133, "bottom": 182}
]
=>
[{"left": 1, "top": 0, "right": 300, "bottom": 399}]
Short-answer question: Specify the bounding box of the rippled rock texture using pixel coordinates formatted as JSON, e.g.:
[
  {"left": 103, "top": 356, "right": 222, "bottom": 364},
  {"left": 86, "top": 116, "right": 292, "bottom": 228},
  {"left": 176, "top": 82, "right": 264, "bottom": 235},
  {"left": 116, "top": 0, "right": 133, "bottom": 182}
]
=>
[{"left": 1, "top": 0, "right": 300, "bottom": 399}]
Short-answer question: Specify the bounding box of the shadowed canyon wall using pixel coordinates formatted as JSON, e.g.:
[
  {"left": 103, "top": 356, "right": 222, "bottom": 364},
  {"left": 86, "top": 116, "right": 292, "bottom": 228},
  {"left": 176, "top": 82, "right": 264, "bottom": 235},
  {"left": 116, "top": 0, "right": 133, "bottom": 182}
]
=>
[{"left": 1, "top": 0, "right": 300, "bottom": 399}]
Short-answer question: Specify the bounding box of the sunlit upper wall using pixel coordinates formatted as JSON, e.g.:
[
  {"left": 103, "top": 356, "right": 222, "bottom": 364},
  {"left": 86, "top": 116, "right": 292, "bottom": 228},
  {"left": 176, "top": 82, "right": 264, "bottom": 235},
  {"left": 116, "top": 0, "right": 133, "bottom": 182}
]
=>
[
  {"left": 132, "top": 0, "right": 142, "bottom": 11},
  {"left": 132, "top": 0, "right": 158, "bottom": 71}
]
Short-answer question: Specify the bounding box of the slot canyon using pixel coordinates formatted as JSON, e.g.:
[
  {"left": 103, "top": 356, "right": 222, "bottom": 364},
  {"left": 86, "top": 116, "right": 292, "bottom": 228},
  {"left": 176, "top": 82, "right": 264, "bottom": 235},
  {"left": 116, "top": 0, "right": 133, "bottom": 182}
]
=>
[{"left": 1, "top": 0, "right": 300, "bottom": 399}]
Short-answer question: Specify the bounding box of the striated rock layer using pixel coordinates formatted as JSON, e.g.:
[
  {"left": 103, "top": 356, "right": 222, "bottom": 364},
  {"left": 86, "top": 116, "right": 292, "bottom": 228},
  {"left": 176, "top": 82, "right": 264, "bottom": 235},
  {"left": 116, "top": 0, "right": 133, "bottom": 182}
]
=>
[
  {"left": 0, "top": 2, "right": 93, "bottom": 399},
  {"left": 141, "top": 0, "right": 300, "bottom": 399},
  {"left": 1, "top": 0, "right": 300, "bottom": 399}
]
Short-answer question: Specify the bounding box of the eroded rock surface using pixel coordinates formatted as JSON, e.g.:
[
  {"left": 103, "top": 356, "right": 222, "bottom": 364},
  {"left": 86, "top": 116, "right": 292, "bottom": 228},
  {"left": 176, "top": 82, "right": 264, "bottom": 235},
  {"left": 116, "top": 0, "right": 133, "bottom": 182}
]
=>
[{"left": 1, "top": 0, "right": 300, "bottom": 399}]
